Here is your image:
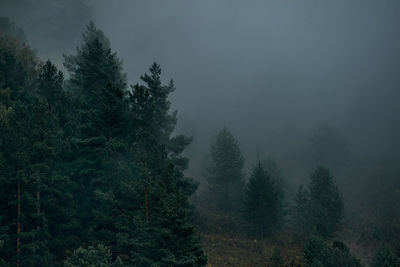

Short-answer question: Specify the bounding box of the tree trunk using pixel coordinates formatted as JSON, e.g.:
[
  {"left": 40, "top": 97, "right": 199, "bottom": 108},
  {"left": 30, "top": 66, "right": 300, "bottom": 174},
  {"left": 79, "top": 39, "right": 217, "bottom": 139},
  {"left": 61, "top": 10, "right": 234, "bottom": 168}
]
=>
[
  {"left": 17, "top": 178, "right": 21, "bottom": 267},
  {"left": 37, "top": 190, "right": 40, "bottom": 230}
]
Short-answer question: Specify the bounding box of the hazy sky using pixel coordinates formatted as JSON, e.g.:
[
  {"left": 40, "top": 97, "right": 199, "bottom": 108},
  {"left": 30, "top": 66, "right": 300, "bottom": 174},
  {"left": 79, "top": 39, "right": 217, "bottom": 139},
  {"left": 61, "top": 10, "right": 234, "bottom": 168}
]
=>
[{"left": 2, "top": 0, "right": 400, "bottom": 182}]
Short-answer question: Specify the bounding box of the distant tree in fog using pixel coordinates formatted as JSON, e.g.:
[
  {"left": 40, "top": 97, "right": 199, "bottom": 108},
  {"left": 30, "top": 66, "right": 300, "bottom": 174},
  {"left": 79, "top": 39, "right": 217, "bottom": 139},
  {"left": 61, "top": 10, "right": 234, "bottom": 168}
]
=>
[
  {"left": 0, "top": 16, "right": 26, "bottom": 43},
  {"left": 242, "top": 162, "right": 283, "bottom": 238},
  {"left": 294, "top": 167, "right": 344, "bottom": 237},
  {"left": 262, "top": 158, "right": 291, "bottom": 202},
  {"left": 311, "top": 124, "right": 347, "bottom": 172},
  {"left": 205, "top": 127, "right": 245, "bottom": 211}
]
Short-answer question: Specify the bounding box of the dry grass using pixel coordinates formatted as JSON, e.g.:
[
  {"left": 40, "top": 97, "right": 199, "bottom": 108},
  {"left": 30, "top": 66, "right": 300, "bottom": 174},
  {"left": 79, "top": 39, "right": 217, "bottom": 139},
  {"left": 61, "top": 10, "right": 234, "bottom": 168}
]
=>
[{"left": 201, "top": 233, "right": 304, "bottom": 267}]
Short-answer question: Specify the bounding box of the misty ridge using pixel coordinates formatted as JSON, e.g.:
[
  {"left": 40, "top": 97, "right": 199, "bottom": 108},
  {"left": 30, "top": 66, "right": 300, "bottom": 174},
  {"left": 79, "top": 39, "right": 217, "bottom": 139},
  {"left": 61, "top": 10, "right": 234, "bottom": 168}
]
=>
[{"left": 0, "top": 0, "right": 399, "bottom": 266}]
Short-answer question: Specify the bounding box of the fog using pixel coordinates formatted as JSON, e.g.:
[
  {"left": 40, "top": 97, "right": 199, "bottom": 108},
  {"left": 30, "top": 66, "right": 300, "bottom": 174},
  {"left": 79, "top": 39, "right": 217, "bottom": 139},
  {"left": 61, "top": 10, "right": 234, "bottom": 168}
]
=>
[
  {"left": 2, "top": 0, "right": 400, "bottom": 186},
  {"left": 2, "top": 1, "right": 400, "bottom": 265}
]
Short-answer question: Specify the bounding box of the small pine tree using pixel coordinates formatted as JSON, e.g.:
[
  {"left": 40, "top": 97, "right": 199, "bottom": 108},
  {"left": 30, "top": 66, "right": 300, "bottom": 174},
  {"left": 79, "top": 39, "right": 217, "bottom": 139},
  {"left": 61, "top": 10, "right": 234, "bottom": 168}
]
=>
[
  {"left": 304, "top": 237, "right": 362, "bottom": 267},
  {"left": 205, "top": 127, "right": 245, "bottom": 211},
  {"left": 242, "top": 162, "right": 282, "bottom": 238},
  {"left": 294, "top": 167, "right": 344, "bottom": 237}
]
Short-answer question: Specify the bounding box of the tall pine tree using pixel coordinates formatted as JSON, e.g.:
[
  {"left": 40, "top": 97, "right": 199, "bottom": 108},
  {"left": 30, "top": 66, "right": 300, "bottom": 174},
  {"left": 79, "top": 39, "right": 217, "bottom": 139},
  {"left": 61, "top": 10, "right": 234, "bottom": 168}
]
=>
[
  {"left": 62, "top": 22, "right": 127, "bottom": 245},
  {"left": 97, "top": 63, "right": 206, "bottom": 265}
]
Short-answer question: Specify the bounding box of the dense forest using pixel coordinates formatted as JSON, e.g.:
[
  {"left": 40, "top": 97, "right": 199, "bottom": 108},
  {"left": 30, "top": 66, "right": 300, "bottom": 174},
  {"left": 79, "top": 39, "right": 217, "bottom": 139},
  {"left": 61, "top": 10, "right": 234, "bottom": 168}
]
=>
[{"left": 1, "top": 1, "right": 400, "bottom": 266}]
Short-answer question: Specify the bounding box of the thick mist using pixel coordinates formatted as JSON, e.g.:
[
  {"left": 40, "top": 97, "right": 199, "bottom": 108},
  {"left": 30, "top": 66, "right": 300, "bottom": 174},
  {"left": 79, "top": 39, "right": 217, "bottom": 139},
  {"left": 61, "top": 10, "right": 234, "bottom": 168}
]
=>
[
  {"left": 2, "top": 0, "right": 400, "bottom": 188},
  {"left": 88, "top": 1, "right": 400, "bottom": 186},
  {"left": 1, "top": 1, "right": 400, "bottom": 265}
]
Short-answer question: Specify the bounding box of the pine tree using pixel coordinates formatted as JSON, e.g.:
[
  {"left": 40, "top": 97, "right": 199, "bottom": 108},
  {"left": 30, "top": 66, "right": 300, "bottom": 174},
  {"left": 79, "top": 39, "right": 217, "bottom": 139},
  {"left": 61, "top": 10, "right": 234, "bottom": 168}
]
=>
[
  {"left": 0, "top": 34, "right": 54, "bottom": 265},
  {"left": 36, "top": 60, "right": 78, "bottom": 262},
  {"left": 0, "top": 16, "right": 26, "bottom": 44},
  {"left": 294, "top": 167, "right": 344, "bottom": 237},
  {"left": 205, "top": 127, "right": 245, "bottom": 211},
  {"left": 63, "top": 21, "right": 126, "bottom": 139},
  {"left": 62, "top": 22, "right": 127, "bottom": 244},
  {"left": 96, "top": 63, "right": 206, "bottom": 265},
  {"left": 304, "top": 237, "right": 363, "bottom": 267},
  {"left": 242, "top": 162, "right": 282, "bottom": 238},
  {"left": 131, "top": 63, "right": 197, "bottom": 199},
  {"left": 37, "top": 60, "right": 71, "bottom": 126},
  {"left": 64, "top": 244, "right": 123, "bottom": 267},
  {"left": 0, "top": 100, "right": 58, "bottom": 266},
  {"left": 0, "top": 28, "right": 38, "bottom": 102}
]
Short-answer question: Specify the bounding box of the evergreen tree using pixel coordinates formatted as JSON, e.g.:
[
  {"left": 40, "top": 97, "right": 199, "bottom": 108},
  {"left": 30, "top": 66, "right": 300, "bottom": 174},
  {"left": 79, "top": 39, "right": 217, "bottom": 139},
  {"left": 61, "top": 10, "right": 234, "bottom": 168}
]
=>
[
  {"left": 262, "top": 159, "right": 290, "bottom": 203},
  {"left": 205, "top": 127, "right": 245, "bottom": 211},
  {"left": 64, "top": 244, "right": 123, "bottom": 267},
  {"left": 294, "top": 185, "right": 311, "bottom": 234},
  {"left": 304, "top": 237, "right": 363, "bottom": 267},
  {"left": 0, "top": 32, "right": 77, "bottom": 265},
  {"left": 36, "top": 60, "right": 79, "bottom": 262},
  {"left": 130, "top": 63, "right": 197, "bottom": 199},
  {"left": 37, "top": 60, "right": 70, "bottom": 126},
  {"left": 0, "top": 100, "right": 58, "bottom": 266},
  {"left": 0, "top": 16, "right": 26, "bottom": 44},
  {"left": 294, "top": 167, "right": 344, "bottom": 237},
  {"left": 0, "top": 18, "right": 207, "bottom": 265},
  {"left": 95, "top": 63, "right": 206, "bottom": 265},
  {"left": 63, "top": 21, "right": 126, "bottom": 139},
  {"left": 242, "top": 162, "right": 283, "bottom": 238},
  {"left": 62, "top": 22, "right": 127, "bottom": 244},
  {"left": 0, "top": 28, "right": 38, "bottom": 103}
]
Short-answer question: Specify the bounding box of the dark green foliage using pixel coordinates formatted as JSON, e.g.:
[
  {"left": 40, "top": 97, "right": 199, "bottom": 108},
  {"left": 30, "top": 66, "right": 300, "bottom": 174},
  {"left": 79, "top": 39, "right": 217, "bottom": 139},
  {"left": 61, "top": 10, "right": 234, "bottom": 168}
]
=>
[
  {"left": 304, "top": 237, "right": 363, "bottom": 267},
  {"left": 117, "top": 183, "right": 207, "bottom": 267},
  {"left": 242, "top": 163, "right": 283, "bottom": 238},
  {"left": 0, "top": 30, "right": 38, "bottom": 102},
  {"left": 0, "top": 99, "right": 60, "bottom": 266},
  {"left": 295, "top": 167, "right": 344, "bottom": 237},
  {"left": 64, "top": 244, "right": 122, "bottom": 267},
  {"left": 101, "top": 63, "right": 206, "bottom": 266},
  {"left": 38, "top": 60, "right": 64, "bottom": 104},
  {"left": 294, "top": 184, "right": 311, "bottom": 234},
  {"left": 205, "top": 127, "right": 245, "bottom": 211},
  {"left": 0, "top": 32, "right": 77, "bottom": 265},
  {"left": 129, "top": 63, "right": 197, "bottom": 197},
  {"left": 62, "top": 22, "right": 128, "bottom": 245},
  {"left": 371, "top": 244, "right": 400, "bottom": 267},
  {"left": 63, "top": 21, "right": 126, "bottom": 138},
  {"left": 0, "top": 20, "right": 206, "bottom": 266}
]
